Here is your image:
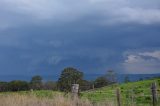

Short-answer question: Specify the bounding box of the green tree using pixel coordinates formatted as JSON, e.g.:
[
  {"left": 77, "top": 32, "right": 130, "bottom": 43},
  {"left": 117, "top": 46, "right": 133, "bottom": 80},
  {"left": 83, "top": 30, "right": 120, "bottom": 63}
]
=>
[
  {"left": 8, "top": 80, "right": 29, "bottom": 91},
  {"left": 94, "top": 76, "right": 109, "bottom": 88},
  {"left": 57, "top": 67, "right": 83, "bottom": 92},
  {"left": 30, "top": 75, "right": 43, "bottom": 90},
  {"left": 105, "top": 70, "right": 117, "bottom": 84},
  {"left": 0, "top": 82, "right": 9, "bottom": 92}
]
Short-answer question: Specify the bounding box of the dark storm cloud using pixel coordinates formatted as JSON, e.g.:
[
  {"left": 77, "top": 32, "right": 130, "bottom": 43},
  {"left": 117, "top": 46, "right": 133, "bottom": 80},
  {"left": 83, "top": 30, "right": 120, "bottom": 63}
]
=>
[{"left": 0, "top": 0, "right": 160, "bottom": 75}]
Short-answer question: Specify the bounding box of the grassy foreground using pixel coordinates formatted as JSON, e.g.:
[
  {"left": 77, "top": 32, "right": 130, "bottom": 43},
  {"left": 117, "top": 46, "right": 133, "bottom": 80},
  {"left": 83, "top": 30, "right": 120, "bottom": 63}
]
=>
[
  {"left": 0, "top": 78, "right": 159, "bottom": 106},
  {"left": 81, "top": 78, "right": 160, "bottom": 106},
  {"left": 0, "top": 91, "right": 115, "bottom": 106}
]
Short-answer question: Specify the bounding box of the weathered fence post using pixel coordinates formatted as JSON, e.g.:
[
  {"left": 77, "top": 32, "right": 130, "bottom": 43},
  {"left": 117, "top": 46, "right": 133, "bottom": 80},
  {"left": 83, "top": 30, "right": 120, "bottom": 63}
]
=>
[
  {"left": 72, "top": 84, "right": 79, "bottom": 99},
  {"left": 92, "top": 84, "right": 95, "bottom": 90},
  {"left": 116, "top": 88, "right": 121, "bottom": 106},
  {"left": 131, "top": 89, "right": 135, "bottom": 106},
  {"left": 151, "top": 82, "right": 158, "bottom": 106}
]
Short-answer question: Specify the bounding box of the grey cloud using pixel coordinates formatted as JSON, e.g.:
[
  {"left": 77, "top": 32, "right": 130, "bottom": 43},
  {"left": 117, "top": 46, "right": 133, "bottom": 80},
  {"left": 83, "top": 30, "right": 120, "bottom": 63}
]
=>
[
  {"left": 139, "top": 51, "right": 160, "bottom": 60},
  {"left": 0, "top": 0, "right": 160, "bottom": 30},
  {"left": 0, "top": 0, "right": 160, "bottom": 75},
  {"left": 123, "top": 50, "right": 160, "bottom": 74}
]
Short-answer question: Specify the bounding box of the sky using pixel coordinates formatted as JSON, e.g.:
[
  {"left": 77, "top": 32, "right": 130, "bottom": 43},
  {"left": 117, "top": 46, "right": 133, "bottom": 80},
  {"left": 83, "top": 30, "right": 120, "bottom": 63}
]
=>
[{"left": 0, "top": 0, "right": 160, "bottom": 75}]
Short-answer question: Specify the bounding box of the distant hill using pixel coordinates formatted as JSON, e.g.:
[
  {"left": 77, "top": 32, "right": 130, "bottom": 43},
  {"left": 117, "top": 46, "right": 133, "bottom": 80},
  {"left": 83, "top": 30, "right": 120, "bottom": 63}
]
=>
[
  {"left": 84, "top": 73, "right": 160, "bottom": 83},
  {"left": 0, "top": 73, "right": 159, "bottom": 82}
]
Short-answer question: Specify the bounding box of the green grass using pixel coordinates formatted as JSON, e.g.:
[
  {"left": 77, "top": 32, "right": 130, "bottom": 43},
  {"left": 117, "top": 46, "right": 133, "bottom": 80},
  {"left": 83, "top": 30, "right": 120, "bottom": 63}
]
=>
[
  {"left": 0, "top": 90, "right": 62, "bottom": 99},
  {"left": 21, "top": 90, "right": 61, "bottom": 98},
  {"left": 0, "top": 78, "right": 160, "bottom": 106},
  {"left": 81, "top": 78, "right": 160, "bottom": 106}
]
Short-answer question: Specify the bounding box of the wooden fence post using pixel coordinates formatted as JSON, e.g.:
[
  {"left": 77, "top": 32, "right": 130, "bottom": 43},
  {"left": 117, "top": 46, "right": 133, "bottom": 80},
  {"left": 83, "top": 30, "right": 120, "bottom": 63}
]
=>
[
  {"left": 92, "top": 84, "right": 95, "bottom": 90},
  {"left": 151, "top": 82, "right": 158, "bottom": 106},
  {"left": 72, "top": 84, "right": 79, "bottom": 99},
  {"left": 116, "top": 88, "right": 121, "bottom": 106},
  {"left": 131, "top": 89, "right": 135, "bottom": 106}
]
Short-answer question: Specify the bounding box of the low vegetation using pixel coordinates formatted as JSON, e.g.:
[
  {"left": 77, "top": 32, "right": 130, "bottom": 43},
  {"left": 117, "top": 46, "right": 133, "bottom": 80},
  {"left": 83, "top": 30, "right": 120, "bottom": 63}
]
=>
[
  {"left": 0, "top": 67, "right": 114, "bottom": 92},
  {"left": 81, "top": 78, "right": 160, "bottom": 106},
  {"left": 0, "top": 67, "right": 159, "bottom": 106},
  {"left": 0, "top": 78, "right": 159, "bottom": 106},
  {"left": 0, "top": 92, "right": 115, "bottom": 106}
]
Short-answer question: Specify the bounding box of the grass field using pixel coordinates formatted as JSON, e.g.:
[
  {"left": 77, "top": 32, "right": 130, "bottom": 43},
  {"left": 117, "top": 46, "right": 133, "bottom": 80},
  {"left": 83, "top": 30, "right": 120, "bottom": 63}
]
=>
[
  {"left": 0, "top": 91, "right": 114, "bottom": 106},
  {"left": 0, "top": 78, "right": 160, "bottom": 106},
  {"left": 81, "top": 78, "right": 160, "bottom": 106}
]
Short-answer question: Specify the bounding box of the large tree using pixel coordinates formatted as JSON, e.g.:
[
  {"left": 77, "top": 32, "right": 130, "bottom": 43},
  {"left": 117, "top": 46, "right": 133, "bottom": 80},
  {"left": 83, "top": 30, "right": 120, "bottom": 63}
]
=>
[
  {"left": 57, "top": 67, "right": 83, "bottom": 92},
  {"left": 30, "top": 75, "right": 43, "bottom": 90},
  {"left": 105, "top": 70, "right": 117, "bottom": 84}
]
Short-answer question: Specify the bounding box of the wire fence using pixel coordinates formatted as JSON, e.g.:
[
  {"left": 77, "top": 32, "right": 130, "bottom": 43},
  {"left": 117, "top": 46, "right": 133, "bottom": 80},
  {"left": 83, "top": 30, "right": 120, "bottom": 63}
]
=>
[{"left": 78, "top": 82, "right": 160, "bottom": 106}]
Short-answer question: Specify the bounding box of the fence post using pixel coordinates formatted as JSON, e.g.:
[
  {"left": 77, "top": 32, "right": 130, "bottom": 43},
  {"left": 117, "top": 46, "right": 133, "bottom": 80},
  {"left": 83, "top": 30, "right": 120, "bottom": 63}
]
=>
[
  {"left": 116, "top": 88, "right": 121, "bottom": 106},
  {"left": 72, "top": 84, "right": 79, "bottom": 99},
  {"left": 92, "top": 84, "right": 95, "bottom": 90},
  {"left": 131, "top": 89, "right": 134, "bottom": 106},
  {"left": 151, "top": 82, "right": 158, "bottom": 106}
]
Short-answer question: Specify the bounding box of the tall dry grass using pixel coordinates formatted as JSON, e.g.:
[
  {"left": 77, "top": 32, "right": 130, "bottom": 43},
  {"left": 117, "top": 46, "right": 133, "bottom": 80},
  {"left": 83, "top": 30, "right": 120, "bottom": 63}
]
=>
[{"left": 0, "top": 94, "right": 115, "bottom": 106}]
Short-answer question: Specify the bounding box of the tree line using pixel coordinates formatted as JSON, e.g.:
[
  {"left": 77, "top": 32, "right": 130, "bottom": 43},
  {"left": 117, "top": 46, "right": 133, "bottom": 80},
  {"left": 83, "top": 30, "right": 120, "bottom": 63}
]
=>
[{"left": 0, "top": 67, "right": 117, "bottom": 92}]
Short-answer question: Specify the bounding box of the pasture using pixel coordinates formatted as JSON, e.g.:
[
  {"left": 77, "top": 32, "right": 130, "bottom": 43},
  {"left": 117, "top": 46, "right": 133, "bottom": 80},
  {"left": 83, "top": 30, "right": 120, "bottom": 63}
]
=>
[{"left": 0, "top": 78, "right": 160, "bottom": 106}]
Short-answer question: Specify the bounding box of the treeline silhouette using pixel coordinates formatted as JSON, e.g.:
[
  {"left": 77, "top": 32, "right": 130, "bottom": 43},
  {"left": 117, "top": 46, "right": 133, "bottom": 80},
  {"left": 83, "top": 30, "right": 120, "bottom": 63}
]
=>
[
  {"left": 0, "top": 75, "right": 57, "bottom": 92},
  {"left": 0, "top": 67, "right": 116, "bottom": 92}
]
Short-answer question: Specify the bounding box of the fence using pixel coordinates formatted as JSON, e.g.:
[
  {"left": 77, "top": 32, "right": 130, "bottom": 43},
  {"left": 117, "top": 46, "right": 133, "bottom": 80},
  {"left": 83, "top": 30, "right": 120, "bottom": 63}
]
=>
[{"left": 73, "top": 82, "right": 160, "bottom": 106}]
